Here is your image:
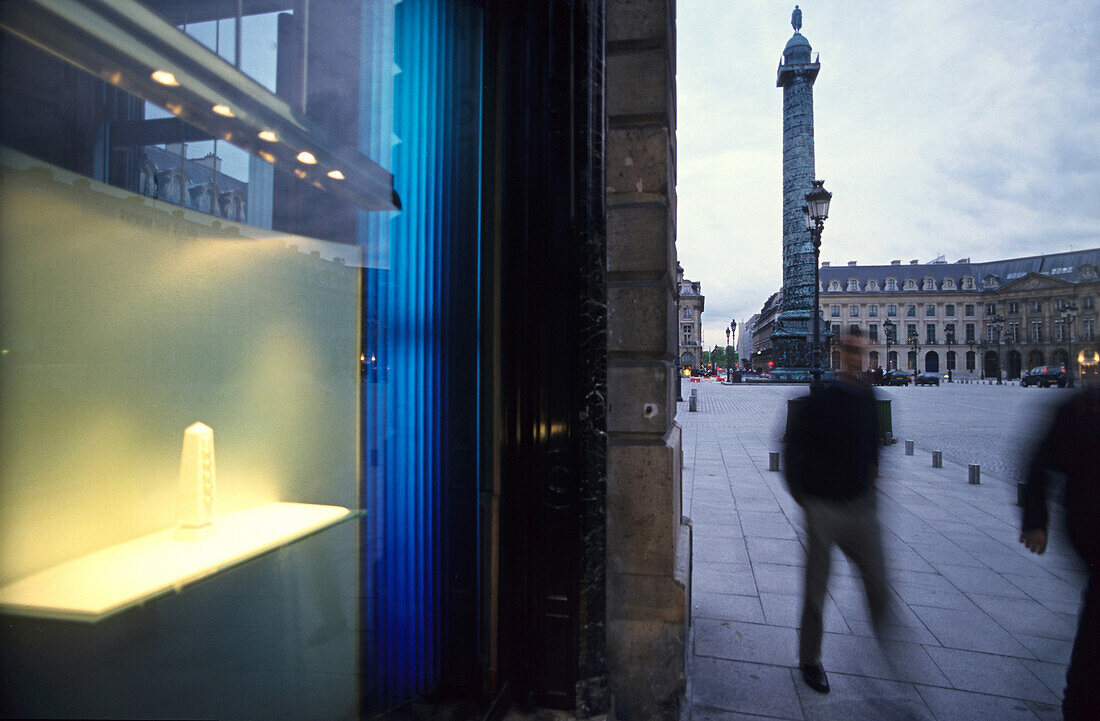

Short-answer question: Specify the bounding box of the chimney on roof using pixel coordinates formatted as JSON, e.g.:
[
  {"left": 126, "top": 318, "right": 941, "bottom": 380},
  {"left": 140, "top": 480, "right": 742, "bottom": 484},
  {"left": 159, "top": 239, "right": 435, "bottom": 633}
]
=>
[
  {"left": 821, "top": 261, "right": 830, "bottom": 267},
  {"left": 955, "top": 258, "right": 969, "bottom": 263},
  {"left": 847, "top": 261, "right": 857, "bottom": 266},
  {"left": 890, "top": 260, "right": 901, "bottom": 265},
  {"left": 910, "top": 259, "right": 919, "bottom": 265}
]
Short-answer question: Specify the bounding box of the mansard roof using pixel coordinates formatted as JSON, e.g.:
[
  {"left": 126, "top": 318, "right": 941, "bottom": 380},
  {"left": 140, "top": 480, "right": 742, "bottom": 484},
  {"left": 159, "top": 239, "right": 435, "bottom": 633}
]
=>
[{"left": 819, "top": 247, "right": 1100, "bottom": 291}]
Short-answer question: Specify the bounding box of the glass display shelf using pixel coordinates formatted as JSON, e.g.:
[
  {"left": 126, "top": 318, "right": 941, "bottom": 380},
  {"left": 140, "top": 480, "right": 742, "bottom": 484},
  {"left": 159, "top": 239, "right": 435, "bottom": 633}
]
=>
[{"left": 0, "top": 502, "right": 358, "bottom": 623}]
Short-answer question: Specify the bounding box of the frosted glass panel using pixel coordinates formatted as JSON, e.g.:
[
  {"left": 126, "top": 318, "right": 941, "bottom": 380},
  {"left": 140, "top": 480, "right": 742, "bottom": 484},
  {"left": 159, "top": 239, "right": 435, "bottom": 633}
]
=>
[{"left": 0, "top": 148, "right": 361, "bottom": 586}]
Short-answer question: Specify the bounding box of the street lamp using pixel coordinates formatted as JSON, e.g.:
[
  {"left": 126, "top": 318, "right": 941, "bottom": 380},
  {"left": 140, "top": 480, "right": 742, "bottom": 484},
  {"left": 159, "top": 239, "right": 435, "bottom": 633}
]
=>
[
  {"left": 968, "top": 339, "right": 976, "bottom": 379},
  {"left": 725, "top": 325, "right": 731, "bottom": 383},
  {"left": 988, "top": 314, "right": 1004, "bottom": 384},
  {"left": 884, "top": 319, "right": 896, "bottom": 370},
  {"left": 729, "top": 319, "right": 737, "bottom": 382},
  {"left": 803, "top": 179, "right": 832, "bottom": 387},
  {"left": 909, "top": 331, "right": 921, "bottom": 375},
  {"left": 1060, "top": 302, "right": 1078, "bottom": 386}
]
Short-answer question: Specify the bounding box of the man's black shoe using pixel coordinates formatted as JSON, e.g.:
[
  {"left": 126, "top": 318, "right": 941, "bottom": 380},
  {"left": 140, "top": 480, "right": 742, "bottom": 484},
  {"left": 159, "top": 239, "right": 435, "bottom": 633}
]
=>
[{"left": 800, "top": 662, "right": 830, "bottom": 693}]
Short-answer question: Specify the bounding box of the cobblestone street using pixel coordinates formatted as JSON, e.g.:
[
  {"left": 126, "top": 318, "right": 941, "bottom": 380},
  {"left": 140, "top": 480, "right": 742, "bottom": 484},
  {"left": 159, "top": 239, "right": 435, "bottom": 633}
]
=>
[{"left": 679, "top": 380, "right": 1085, "bottom": 721}]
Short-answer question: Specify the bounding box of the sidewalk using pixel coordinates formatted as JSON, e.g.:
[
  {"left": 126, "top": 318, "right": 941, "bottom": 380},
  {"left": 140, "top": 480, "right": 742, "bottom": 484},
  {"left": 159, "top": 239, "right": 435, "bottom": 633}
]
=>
[{"left": 679, "top": 382, "right": 1084, "bottom": 721}]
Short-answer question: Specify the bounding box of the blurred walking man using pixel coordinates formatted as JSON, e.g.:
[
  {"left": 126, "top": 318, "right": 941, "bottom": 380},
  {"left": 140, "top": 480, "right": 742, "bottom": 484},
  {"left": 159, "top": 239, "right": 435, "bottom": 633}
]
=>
[
  {"left": 784, "top": 329, "right": 886, "bottom": 693},
  {"left": 1019, "top": 368, "right": 1100, "bottom": 721}
]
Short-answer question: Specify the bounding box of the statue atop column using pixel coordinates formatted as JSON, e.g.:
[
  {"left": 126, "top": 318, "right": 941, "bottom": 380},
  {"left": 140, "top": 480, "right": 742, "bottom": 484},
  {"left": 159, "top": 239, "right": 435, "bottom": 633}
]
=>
[{"left": 792, "top": 5, "right": 802, "bottom": 32}]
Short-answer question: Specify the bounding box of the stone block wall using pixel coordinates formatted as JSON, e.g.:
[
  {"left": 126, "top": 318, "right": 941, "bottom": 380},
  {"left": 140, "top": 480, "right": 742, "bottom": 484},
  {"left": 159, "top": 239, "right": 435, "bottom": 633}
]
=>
[{"left": 605, "top": 1, "right": 690, "bottom": 719}]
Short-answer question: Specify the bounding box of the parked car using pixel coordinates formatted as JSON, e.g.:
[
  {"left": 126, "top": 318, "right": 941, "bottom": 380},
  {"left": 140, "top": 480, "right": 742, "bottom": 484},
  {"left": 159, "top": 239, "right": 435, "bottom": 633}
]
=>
[
  {"left": 914, "top": 371, "right": 941, "bottom": 386},
  {"left": 884, "top": 370, "right": 912, "bottom": 386},
  {"left": 1021, "top": 365, "right": 1067, "bottom": 388}
]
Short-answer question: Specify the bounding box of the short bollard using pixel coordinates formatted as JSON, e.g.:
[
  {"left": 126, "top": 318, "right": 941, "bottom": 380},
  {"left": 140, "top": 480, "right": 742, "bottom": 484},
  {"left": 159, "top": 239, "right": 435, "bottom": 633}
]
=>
[
  {"left": 768, "top": 452, "right": 780, "bottom": 472},
  {"left": 969, "top": 464, "right": 981, "bottom": 485},
  {"left": 688, "top": 388, "right": 698, "bottom": 412},
  {"left": 905, "top": 439, "right": 914, "bottom": 455},
  {"left": 932, "top": 450, "right": 943, "bottom": 468}
]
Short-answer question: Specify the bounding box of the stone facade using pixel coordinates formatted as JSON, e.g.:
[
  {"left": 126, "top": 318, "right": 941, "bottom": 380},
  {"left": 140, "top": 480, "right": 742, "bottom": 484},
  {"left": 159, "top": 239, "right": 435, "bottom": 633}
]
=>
[
  {"left": 771, "top": 18, "right": 821, "bottom": 378},
  {"left": 815, "top": 250, "right": 1100, "bottom": 379},
  {"left": 606, "top": 0, "right": 689, "bottom": 718},
  {"left": 677, "top": 267, "right": 705, "bottom": 370}
]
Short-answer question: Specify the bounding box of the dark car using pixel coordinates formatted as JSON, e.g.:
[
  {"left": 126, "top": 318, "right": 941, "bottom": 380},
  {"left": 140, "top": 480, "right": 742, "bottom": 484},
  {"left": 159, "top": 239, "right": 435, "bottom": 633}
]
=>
[
  {"left": 914, "top": 371, "right": 941, "bottom": 386},
  {"left": 885, "top": 370, "right": 912, "bottom": 386},
  {"left": 1021, "top": 365, "right": 1067, "bottom": 388}
]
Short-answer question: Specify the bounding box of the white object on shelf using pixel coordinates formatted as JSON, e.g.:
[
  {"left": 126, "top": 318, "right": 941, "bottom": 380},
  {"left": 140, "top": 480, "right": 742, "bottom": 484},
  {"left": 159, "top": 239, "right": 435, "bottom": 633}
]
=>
[
  {"left": 178, "top": 422, "right": 215, "bottom": 529},
  {"left": 0, "top": 502, "right": 352, "bottom": 622}
]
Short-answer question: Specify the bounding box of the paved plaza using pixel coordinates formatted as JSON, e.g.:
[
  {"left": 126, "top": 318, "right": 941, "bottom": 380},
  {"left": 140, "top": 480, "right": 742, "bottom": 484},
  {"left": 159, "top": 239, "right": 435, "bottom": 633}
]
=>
[{"left": 679, "top": 381, "right": 1086, "bottom": 721}]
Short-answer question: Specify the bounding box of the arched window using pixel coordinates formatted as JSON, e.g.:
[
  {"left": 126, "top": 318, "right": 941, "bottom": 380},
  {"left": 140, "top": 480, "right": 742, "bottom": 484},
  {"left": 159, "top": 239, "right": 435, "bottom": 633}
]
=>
[
  {"left": 942, "top": 278, "right": 956, "bottom": 290},
  {"left": 907, "top": 350, "right": 917, "bottom": 369},
  {"left": 828, "top": 280, "right": 841, "bottom": 291},
  {"left": 885, "top": 278, "right": 898, "bottom": 291},
  {"left": 846, "top": 278, "right": 860, "bottom": 292},
  {"left": 866, "top": 279, "right": 879, "bottom": 291},
  {"left": 887, "top": 350, "right": 898, "bottom": 369},
  {"left": 962, "top": 276, "right": 975, "bottom": 290},
  {"left": 965, "top": 350, "right": 976, "bottom": 371},
  {"left": 922, "top": 277, "right": 936, "bottom": 291},
  {"left": 869, "top": 351, "right": 880, "bottom": 368},
  {"left": 904, "top": 278, "right": 917, "bottom": 290}
]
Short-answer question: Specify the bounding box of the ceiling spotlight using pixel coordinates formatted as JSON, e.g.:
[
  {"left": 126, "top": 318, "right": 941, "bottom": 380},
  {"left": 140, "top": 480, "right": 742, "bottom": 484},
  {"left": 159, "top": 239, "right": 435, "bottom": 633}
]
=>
[
  {"left": 326, "top": 169, "right": 345, "bottom": 180},
  {"left": 258, "top": 151, "right": 276, "bottom": 164},
  {"left": 258, "top": 130, "right": 278, "bottom": 142},
  {"left": 296, "top": 151, "right": 317, "bottom": 165},
  {"left": 212, "top": 104, "right": 235, "bottom": 117},
  {"left": 293, "top": 168, "right": 307, "bottom": 179},
  {"left": 151, "top": 70, "right": 179, "bottom": 86}
]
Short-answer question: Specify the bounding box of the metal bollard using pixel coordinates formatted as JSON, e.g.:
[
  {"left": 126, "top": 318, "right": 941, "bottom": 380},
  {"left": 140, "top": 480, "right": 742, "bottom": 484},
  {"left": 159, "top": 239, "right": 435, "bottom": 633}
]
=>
[
  {"left": 969, "top": 464, "right": 981, "bottom": 485},
  {"left": 932, "top": 450, "right": 942, "bottom": 468},
  {"left": 688, "top": 388, "right": 698, "bottom": 412},
  {"left": 905, "top": 440, "right": 914, "bottom": 455},
  {"left": 768, "top": 452, "right": 780, "bottom": 472}
]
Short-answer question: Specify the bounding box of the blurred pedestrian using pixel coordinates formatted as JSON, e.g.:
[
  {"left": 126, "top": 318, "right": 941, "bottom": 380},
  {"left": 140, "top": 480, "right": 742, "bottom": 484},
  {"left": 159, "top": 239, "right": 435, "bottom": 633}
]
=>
[
  {"left": 1019, "top": 369, "right": 1100, "bottom": 721},
  {"left": 783, "top": 328, "right": 888, "bottom": 694}
]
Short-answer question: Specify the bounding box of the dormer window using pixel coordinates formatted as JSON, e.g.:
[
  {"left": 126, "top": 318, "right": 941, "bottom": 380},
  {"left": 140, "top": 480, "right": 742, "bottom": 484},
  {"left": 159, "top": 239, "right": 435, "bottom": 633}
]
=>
[
  {"left": 922, "top": 277, "right": 936, "bottom": 291},
  {"left": 962, "top": 276, "right": 975, "bottom": 290},
  {"left": 942, "top": 278, "right": 956, "bottom": 290},
  {"left": 866, "top": 279, "right": 879, "bottom": 291},
  {"left": 885, "top": 278, "right": 898, "bottom": 292},
  {"left": 1081, "top": 264, "right": 1097, "bottom": 278},
  {"left": 983, "top": 275, "right": 999, "bottom": 288},
  {"left": 904, "top": 279, "right": 918, "bottom": 290},
  {"left": 828, "top": 280, "right": 841, "bottom": 291},
  {"left": 846, "top": 278, "right": 860, "bottom": 292}
]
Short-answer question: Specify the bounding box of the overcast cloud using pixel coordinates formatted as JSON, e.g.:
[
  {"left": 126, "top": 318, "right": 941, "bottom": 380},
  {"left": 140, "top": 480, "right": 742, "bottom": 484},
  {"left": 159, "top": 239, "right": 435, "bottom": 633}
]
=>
[{"left": 677, "top": 0, "right": 1100, "bottom": 350}]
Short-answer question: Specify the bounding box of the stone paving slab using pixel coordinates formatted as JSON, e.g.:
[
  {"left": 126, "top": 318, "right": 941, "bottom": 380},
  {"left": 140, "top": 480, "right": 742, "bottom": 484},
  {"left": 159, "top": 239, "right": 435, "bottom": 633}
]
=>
[{"left": 680, "top": 382, "right": 1085, "bottom": 720}]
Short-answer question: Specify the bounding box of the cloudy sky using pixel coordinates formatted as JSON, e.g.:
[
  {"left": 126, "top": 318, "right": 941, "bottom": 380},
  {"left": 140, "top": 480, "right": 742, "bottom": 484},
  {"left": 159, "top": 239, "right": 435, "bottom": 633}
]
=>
[{"left": 677, "top": 0, "right": 1100, "bottom": 351}]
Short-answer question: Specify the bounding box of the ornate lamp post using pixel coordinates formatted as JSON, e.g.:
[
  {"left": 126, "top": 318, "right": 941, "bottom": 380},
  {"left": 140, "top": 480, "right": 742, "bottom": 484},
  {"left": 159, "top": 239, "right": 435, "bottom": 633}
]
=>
[
  {"left": 725, "top": 325, "right": 731, "bottom": 383},
  {"left": 802, "top": 179, "right": 832, "bottom": 387},
  {"left": 968, "top": 339, "right": 976, "bottom": 379},
  {"left": 908, "top": 331, "right": 921, "bottom": 376},
  {"left": 989, "top": 314, "right": 1005, "bottom": 384},
  {"left": 884, "top": 319, "right": 896, "bottom": 370},
  {"left": 1061, "top": 302, "right": 1078, "bottom": 386}
]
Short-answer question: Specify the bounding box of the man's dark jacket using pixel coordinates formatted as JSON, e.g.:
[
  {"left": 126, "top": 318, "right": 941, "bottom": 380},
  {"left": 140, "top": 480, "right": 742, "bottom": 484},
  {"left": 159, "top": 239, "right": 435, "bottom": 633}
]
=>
[
  {"left": 1022, "top": 387, "right": 1100, "bottom": 564},
  {"left": 784, "top": 379, "right": 880, "bottom": 502}
]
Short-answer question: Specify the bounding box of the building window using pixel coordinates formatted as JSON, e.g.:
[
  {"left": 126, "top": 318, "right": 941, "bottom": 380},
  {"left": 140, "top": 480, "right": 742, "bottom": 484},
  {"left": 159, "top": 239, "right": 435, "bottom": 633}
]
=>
[
  {"left": 907, "top": 324, "right": 918, "bottom": 343},
  {"left": 945, "top": 304, "right": 955, "bottom": 317},
  {"left": 905, "top": 279, "right": 917, "bottom": 290},
  {"left": 965, "top": 323, "right": 976, "bottom": 343},
  {"left": 907, "top": 350, "right": 917, "bottom": 369},
  {"left": 985, "top": 303, "right": 996, "bottom": 315},
  {"left": 867, "top": 279, "right": 879, "bottom": 291},
  {"left": 962, "top": 276, "right": 975, "bottom": 290},
  {"left": 682, "top": 308, "right": 692, "bottom": 319},
  {"left": 869, "top": 350, "right": 880, "bottom": 368},
  {"left": 885, "top": 278, "right": 898, "bottom": 291},
  {"left": 1030, "top": 321, "right": 1042, "bottom": 342},
  {"left": 849, "top": 305, "right": 859, "bottom": 317},
  {"left": 830, "top": 305, "right": 841, "bottom": 317},
  {"left": 828, "top": 280, "right": 841, "bottom": 291},
  {"left": 868, "top": 305, "right": 878, "bottom": 317},
  {"left": 965, "top": 350, "right": 976, "bottom": 370},
  {"left": 925, "top": 304, "right": 936, "bottom": 317},
  {"left": 945, "top": 323, "right": 956, "bottom": 344},
  {"left": 682, "top": 324, "right": 693, "bottom": 344},
  {"left": 869, "top": 324, "right": 879, "bottom": 343},
  {"left": 1031, "top": 301, "right": 1042, "bottom": 313},
  {"left": 922, "top": 277, "right": 936, "bottom": 290},
  {"left": 831, "top": 323, "right": 841, "bottom": 338},
  {"left": 887, "top": 304, "right": 897, "bottom": 317},
  {"left": 965, "top": 304, "right": 975, "bottom": 317},
  {"left": 926, "top": 324, "right": 937, "bottom": 344},
  {"left": 885, "top": 323, "right": 897, "bottom": 343},
  {"left": 1007, "top": 322, "right": 1019, "bottom": 343},
  {"left": 849, "top": 324, "right": 860, "bottom": 336},
  {"left": 987, "top": 324, "right": 998, "bottom": 343},
  {"left": 947, "top": 351, "right": 956, "bottom": 370},
  {"left": 1084, "top": 318, "right": 1095, "bottom": 341},
  {"left": 1086, "top": 297, "right": 1095, "bottom": 310},
  {"left": 1055, "top": 322, "right": 1068, "bottom": 342},
  {"left": 847, "top": 278, "right": 859, "bottom": 291},
  {"left": 888, "top": 350, "right": 898, "bottom": 369},
  {"left": 906, "top": 304, "right": 916, "bottom": 317},
  {"left": 1009, "top": 301, "right": 1019, "bottom": 315},
  {"left": 943, "top": 278, "right": 956, "bottom": 290}
]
